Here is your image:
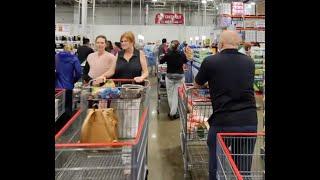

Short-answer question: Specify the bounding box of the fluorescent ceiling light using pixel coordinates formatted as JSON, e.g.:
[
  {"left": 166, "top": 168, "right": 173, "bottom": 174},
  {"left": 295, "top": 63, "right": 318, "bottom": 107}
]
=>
[
  {"left": 251, "top": 2, "right": 256, "bottom": 5},
  {"left": 207, "top": 0, "right": 213, "bottom": 1},
  {"left": 152, "top": 0, "right": 157, "bottom": 2},
  {"left": 201, "top": 0, "right": 207, "bottom": 4}
]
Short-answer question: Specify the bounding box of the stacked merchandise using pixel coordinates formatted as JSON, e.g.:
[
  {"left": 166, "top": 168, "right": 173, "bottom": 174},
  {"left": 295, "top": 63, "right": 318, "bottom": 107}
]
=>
[
  {"left": 218, "top": 3, "right": 231, "bottom": 15},
  {"left": 190, "top": 46, "right": 213, "bottom": 79},
  {"left": 55, "top": 35, "right": 82, "bottom": 53},
  {"left": 231, "top": 2, "right": 244, "bottom": 16},
  {"left": 143, "top": 44, "right": 156, "bottom": 67},
  {"left": 251, "top": 46, "right": 265, "bottom": 93},
  {"left": 217, "top": 2, "right": 265, "bottom": 43}
]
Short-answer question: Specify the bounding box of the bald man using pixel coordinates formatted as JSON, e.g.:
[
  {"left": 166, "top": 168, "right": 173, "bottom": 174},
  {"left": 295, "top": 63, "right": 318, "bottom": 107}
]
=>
[{"left": 194, "top": 30, "right": 257, "bottom": 180}]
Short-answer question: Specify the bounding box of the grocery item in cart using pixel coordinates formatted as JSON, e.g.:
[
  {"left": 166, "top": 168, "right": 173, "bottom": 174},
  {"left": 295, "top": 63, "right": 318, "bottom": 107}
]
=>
[
  {"left": 99, "top": 87, "right": 121, "bottom": 99},
  {"left": 111, "top": 98, "right": 141, "bottom": 138},
  {"left": 80, "top": 108, "right": 119, "bottom": 143},
  {"left": 187, "top": 113, "right": 208, "bottom": 133},
  {"left": 120, "top": 84, "right": 144, "bottom": 99},
  {"left": 91, "top": 79, "right": 116, "bottom": 95}
]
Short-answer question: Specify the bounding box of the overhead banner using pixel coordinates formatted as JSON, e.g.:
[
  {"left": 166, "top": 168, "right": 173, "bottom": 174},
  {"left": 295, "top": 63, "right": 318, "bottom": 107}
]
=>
[{"left": 155, "top": 13, "right": 184, "bottom": 24}]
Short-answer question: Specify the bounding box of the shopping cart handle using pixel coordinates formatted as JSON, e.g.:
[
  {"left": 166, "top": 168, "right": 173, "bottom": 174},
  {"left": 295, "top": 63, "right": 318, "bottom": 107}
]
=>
[{"left": 87, "top": 78, "right": 150, "bottom": 87}]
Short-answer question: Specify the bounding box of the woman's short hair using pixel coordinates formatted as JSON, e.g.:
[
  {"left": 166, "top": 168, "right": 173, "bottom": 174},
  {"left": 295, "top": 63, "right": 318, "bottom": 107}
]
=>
[
  {"left": 63, "top": 44, "right": 74, "bottom": 52},
  {"left": 170, "top": 40, "right": 180, "bottom": 51}
]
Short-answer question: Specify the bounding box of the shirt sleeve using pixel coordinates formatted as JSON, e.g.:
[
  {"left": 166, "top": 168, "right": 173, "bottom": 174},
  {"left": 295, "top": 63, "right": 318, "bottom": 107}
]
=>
[
  {"left": 195, "top": 58, "right": 209, "bottom": 85},
  {"left": 181, "top": 53, "right": 188, "bottom": 63},
  {"left": 73, "top": 56, "right": 82, "bottom": 82},
  {"left": 82, "top": 55, "right": 92, "bottom": 82},
  {"left": 160, "top": 53, "right": 168, "bottom": 64}
]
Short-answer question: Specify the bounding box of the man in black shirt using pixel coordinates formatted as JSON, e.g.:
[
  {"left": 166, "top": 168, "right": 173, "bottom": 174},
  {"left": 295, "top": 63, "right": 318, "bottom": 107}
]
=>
[
  {"left": 76, "top": 37, "right": 94, "bottom": 64},
  {"left": 194, "top": 30, "right": 258, "bottom": 180}
]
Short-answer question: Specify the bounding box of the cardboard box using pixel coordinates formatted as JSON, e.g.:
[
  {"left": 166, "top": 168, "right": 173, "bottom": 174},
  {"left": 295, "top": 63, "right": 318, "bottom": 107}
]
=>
[
  {"left": 232, "top": 2, "right": 244, "bottom": 15},
  {"left": 219, "top": 3, "right": 231, "bottom": 15},
  {"left": 244, "top": 3, "right": 256, "bottom": 15},
  {"left": 256, "top": 1, "right": 265, "bottom": 15},
  {"left": 256, "top": 31, "right": 265, "bottom": 42}
]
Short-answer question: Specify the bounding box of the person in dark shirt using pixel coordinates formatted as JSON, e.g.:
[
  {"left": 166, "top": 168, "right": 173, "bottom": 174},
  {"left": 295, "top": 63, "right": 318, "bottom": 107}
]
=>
[
  {"left": 158, "top": 38, "right": 168, "bottom": 60},
  {"left": 194, "top": 30, "right": 258, "bottom": 180},
  {"left": 112, "top": 42, "right": 121, "bottom": 55},
  {"left": 105, "top": 40, "right": 113, "bottom": 54},
  {"left": 76, "top": 37, "right": 94, "bottom": 64},
  {"left": 160, "top": 40, "right": 190, "bottom": 119}
]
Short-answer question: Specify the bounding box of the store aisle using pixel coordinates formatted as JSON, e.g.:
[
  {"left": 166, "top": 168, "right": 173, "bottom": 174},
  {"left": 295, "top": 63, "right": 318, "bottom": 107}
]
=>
[{"left": 147, "top": 76, "right": 185, "bottom": 180}]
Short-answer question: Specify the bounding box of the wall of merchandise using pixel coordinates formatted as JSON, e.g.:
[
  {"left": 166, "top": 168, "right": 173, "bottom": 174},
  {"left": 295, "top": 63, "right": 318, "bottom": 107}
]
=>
[{"left": 217, "top": 2, "right": 265, "bottom": 43}]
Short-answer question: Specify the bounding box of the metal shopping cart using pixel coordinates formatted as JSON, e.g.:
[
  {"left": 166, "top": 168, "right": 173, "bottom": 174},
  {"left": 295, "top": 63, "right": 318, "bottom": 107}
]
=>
[
  {"left": 55, "top": 88, "right": 66, "bottom": 122},
  {"left": 156, "top": 62, "right": 167, "bottom": 114},
  {"left": 216, "top": 133, "right": 265, "bottom": 180},
  {"left": 178, "top": 83, "right": 212, "bottom": 179},
  {"left": 55, "top": 79, "right": 150, "bottom": 180}
]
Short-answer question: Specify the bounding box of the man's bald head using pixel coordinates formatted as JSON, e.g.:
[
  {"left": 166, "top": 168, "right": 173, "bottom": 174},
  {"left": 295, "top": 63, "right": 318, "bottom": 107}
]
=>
[{"left": 218, "top": 30, "right": 242, "bottom": 50}]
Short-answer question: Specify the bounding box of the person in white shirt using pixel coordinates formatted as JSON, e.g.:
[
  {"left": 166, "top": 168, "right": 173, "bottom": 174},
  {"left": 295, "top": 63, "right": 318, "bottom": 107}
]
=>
[{"left": 82, "top": 35, "right": 116, "bottom": 83}]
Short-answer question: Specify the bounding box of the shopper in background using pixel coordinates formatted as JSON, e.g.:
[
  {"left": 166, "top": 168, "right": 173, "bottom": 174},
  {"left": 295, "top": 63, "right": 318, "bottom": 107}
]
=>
[
  {"left": 160, "top": 40, "right": 189, "bottom": 120},
  {"left": 194, "top": 30, "right": 257, "bottom": 180},
  {"left": 244, "top": 42, "right": 252, "bottom": 56},
  {"left": 82, "top": 35, "right": 116, "bottom": 83},
  {"left": 76, "top": 37, "right": 94, "bottom": 64},
  {"left": 96, "top": 31, "right": 148, "bottom": 83},
  {"left": 55, "top": 44, "right": 82, "bottom": 118},
  {"left": 158, "top": 38, "right": 168, "bottom": 60},
  {"left": 112, "top": 42, "right": 121, "bottom": 55},
  {"left": 105, "top": 40, "right": 113, "bottom": 53}
]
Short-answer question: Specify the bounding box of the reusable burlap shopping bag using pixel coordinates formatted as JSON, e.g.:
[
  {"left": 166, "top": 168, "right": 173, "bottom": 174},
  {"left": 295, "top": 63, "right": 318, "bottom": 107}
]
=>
[{"left": 80, "top": 108, "right": 119, "bottom": 143}]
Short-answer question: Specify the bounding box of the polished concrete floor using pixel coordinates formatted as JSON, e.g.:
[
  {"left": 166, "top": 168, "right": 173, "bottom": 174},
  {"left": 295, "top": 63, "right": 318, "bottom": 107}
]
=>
[
  {"left": 147, "top": 76, "right": 265, "bottom": 180},
  {"left": 147, "top": 76, "right": 186, "bottom": 180}
]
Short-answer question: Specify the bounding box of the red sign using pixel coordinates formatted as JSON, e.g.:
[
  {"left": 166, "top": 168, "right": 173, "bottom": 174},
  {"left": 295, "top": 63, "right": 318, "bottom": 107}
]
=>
[{"left": 155, "top": 13, "right": 184, "bottom": 24}]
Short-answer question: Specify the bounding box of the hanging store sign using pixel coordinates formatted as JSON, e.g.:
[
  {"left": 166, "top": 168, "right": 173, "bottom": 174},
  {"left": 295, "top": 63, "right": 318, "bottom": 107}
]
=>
[{"left": 155, "top": 13, "right": 184, "bottom": 24}]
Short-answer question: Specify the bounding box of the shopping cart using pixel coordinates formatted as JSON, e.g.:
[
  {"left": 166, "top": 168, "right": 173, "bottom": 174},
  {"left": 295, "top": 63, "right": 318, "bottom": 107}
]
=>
[
  {"left": 178, "top": 83, "right": 212, "bottom": 179},
  {"left": 216, "top": 133, "right": 265, "bottom": 180},
  {"left": 55, "top": 88, "right": 66, "bottom": 122},
  {"left": 156, "top": 63, "right": 167, "bottom": 114},
  {"left": 55, "top": 79, "right": 150, "bottom": 180}
]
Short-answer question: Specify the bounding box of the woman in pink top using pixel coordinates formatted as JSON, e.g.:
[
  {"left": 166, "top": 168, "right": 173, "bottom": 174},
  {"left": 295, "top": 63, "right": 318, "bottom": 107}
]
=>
[{"left": 82, "top": 35, "right": 116, "bottom": 83}]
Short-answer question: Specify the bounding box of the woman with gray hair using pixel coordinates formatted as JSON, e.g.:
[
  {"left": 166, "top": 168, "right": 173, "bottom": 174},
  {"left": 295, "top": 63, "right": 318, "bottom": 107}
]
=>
[{"left": 160, "top": 40, "right": 191, "bottom": 120}]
